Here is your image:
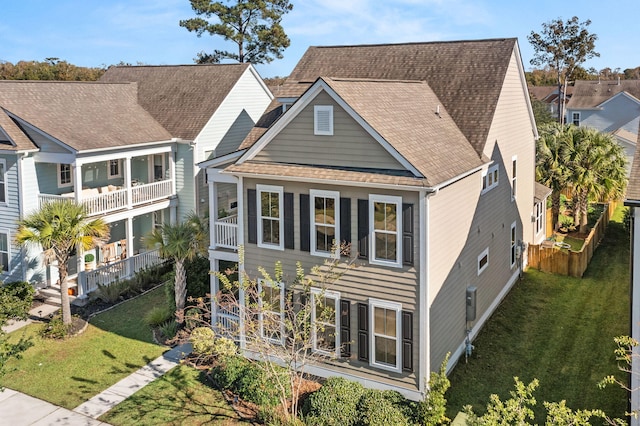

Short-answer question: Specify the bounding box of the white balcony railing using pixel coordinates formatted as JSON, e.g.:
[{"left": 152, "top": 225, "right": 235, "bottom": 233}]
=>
[
  {"left": 38, "top": 179, "right": 174, "bottom": 216},
  {"left": 78, "top": 249, "right": 165, "bottom": 297},
  {"left": 214, "top": 214, "right": 238, "bottom": 249}
]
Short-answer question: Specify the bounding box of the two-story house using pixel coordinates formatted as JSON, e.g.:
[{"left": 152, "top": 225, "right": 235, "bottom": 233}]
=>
[
  {"left": 566, "top": 79, "right": 640, "bottom": 169},
  {"left": 0, "top": 64, "right": 272, "bottom": 298},
  {"left": 202, "top": 38, "right": 543, "bottom": 400}
]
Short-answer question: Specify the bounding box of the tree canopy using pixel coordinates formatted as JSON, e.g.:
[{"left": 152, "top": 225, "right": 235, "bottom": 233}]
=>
[
  {"left": 528, "top": 16, "right": 599, "bottom": 122},
  {"left": 0, "top": 58, "right": 105, "bottom": 81},
  {"left": 179, "top": 0, "right": 293, "bottom": 64}
]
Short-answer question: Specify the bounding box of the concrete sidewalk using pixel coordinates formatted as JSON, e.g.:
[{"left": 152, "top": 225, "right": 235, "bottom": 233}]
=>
[{"left": 0, "top": 344, "right": 192, "bottom": 425}]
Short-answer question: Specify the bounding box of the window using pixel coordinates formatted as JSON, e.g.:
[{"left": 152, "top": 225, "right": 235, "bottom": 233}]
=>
[
  {"left": 107, "top": 159, "right": 121, "bottom": 178},
  {"left": 257, "top": 184, "right": 284, "bottom": 250},
  {"left": 0, "top": 159, "right": 6, "bottom": 203},
  {"left": 535, "top": 202, "right": 544, "bottom": 235},
  {"left": 314, "top": 105, "right": 333, "bottom": 135},
  {"left": 58, "top": 164, "right": 72, "bottom": 188},
  {"left": 478, "top": 247, "right": 489, "bottom": 275},
  {"left": 310, "top": 190, "right": 340, "bottom": 258},
  {"left": 153, "top": 154, "right": 165, "bottom": 181},
  {"left": 572, "top": 112, "right": 581, "bottom": 126},
  {"left": 153, "top": 210, "right": 164, "bottom": 231},
  {"left": 481, "top": 164, "right": 499, "bottom": 194},
  {"left": 370, "top": 299, "right": 402, "bottom": 372},
  {"left": 511, "top": 156, "right": 517, "bottom": 201},
  {"left": 510, "top": 222, "right": 517, "bottom": 268},
  {"left": 369, "top": 194, "right": 402, "bottom": 267},
  {"left": 258, "top": 279, "right": 284, "bottom": 344},
  {"left": 311, "top": 288, "right": 340, "bottom": 356},
  {"left": 0, "top": 231, "right": 9, "bottom": 273}
]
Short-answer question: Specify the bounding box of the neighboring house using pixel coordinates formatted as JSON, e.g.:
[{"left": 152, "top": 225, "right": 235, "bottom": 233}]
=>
[
  {"left": 202, "top": 38, "right": 544, "bottom": 400},
  {"left": 624, "top": 134, "right": 640, "bottom": 425},
  {"left": 566, "top": 79, "right": 640, "bottom": 168},
  {"left": 528, "top": 84, "right": 573, "bottom": 119},
  {"left": 0, "top": 64, "right": 272, "bottom": 297}
]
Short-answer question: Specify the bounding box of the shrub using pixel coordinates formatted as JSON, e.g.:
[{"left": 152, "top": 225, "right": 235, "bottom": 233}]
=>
[
  {"left": 190, "top": 327, "right": 216, "bottom": 357},
  {"left": 92, "top": 280, "right": 129, "bottom": 304},
  {"left": 303, "top": 377, "right": 366, "bottom": 426},
  {"left": 158, "top": 320, "right": 178, "bottom": 340},
  {"left": 0, "top": 281, "right": 34, "bottom": 321},
  {"left": 356, "top": 389, "right": 411, "bottom": 426},
  {"left": 144, "top": 306, "right": 173, "bottom": 327},
  {"left": 84, "top": 253, "right": 95, "bottom": 263},
  {"left": 40, "top": 315, "right": 71, "bottom": 339},
  {"left": 185, "top": 256, "right": 210, "bottom": 299}
]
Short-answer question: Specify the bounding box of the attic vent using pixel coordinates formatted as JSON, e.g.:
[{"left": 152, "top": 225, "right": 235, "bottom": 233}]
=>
[{"left": 314, "top": 105, "right": 333, "bottom": 136}]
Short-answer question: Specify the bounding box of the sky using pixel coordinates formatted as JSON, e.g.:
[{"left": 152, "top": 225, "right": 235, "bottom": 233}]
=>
[{"left": 1, "top": 0, "right": 638, "bottom": 79}]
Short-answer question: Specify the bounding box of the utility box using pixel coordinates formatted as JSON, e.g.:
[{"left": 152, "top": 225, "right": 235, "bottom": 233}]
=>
[{"left": 466, "top": 286, "right": 477, "bottom": 322}]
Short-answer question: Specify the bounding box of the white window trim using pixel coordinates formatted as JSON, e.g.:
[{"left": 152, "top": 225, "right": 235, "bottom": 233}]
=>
[
  {"left": 0, "top": 159, "right": 7, "bottom": 204},
  {"left": 107, "top": 159, "right": 121, "bottom": 179},
  {"left": 310, "top": 189, "right": 340, "bottom": 258},
  {"left": 0, "top": 229, "right": 10, "bottom": 274},
  {"left": 511, "top": 155, "right": 517, "bottom": 202},
  {"left": 257, "top": 184, "right": 284, "bottom": 250},
  {"left": 535, "top": 202, "right": 544, "bottom": 235},
  {"left": 478, "top": 247, "right": 489, "bottom": 275},
  {"left": 369, "top": 194, "right": 402, "bottom": 268},
  {"left": 510, "top": 222, "right": 517, "bottom": 268},
  {"left": 57, "top": 163, "right": 73, "bottom": 188},
  {"left": 572, "top": 111, "right": 581, "bottom": 126},
  {"left": 314, "top": 105, "right": 334, "bottom": 136},
  {"left": 369, "top": 298, "right": 402, "bottom": 373},
  {"left": 481, "top": 164, "right": 499, "bottom": 194},
  {"left": 258, "top": 279, "right": 285, "bottom": 345},
  {"left": 310, "top": 287, "right": 340, "bottom": 357}
]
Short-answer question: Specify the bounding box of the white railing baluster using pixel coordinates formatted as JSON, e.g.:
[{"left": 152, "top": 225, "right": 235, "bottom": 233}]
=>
[{"left": 214, "top": 214, "right": 238, "bottom": 249}]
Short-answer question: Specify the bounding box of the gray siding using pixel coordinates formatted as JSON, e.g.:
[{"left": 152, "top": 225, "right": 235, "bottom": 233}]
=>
[
  {"left": 570, "top": 95, "right": 640, "bottom": 134},
  {"left": 216, "top": 110, "right": 255, "bottom": 157},
  {"left": 0, "top": 154, "right": 26, "bottom": 282},
  {"left": 243, "top": 178, "right": 420, "bottom": 391},
  {"left": 253, "top": 91, "right": 406, "bottom": 171}
]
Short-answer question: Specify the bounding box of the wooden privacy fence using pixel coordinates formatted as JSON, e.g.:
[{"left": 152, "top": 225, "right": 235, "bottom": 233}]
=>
[{"left": 527, "top": 201, "right": 617, "bottom": 277}]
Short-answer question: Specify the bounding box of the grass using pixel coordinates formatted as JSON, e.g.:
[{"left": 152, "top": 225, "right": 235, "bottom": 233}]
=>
[
  {"left": 100, "top": 365, "right": 245, "bottom": 425},
  {"left": 446, "top": 206, "right": 630, "bottom": 421},
  {"left": 554, "top": 233, "right": 585, "bottom": 251},
  {"left": 0, "top": 285, "right": 168, "bottom": 409}
]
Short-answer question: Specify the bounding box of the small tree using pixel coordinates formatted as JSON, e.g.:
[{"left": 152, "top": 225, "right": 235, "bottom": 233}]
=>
[
  {"left": 0, "top": 283, "right": 34, "bottom": 386},
  {"left": 528, "top": 16, "right": 599, "bottom": 123},
  {"left": 16, "top": 200, "right": 109, "bottom": 324},
  {"left": 179, "top": 0, "right": 293, "bottom": 64}
]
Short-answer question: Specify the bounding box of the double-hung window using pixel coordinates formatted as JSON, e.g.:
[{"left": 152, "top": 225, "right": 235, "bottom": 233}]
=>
[
  {"left": 310, "top": 190, "right": 340, "bottom": 258},
  {"left": 481, "top": 164, "right": 499, "bottom": 194},
  {"left": 510, "top": 222, "right": 517, "bottom": 268},
  {"left": 572, "top": 112, "right": 581, "bottom": 126},
  {"left": 311, "top": 288, "right": 340, "bottom": 356},
  {"left": 108, "top": 159, "right": 121, "bottom": 178},
  {"left": 370, "top": 299, "right": 402, "bottom": 372},
  {"left": 257, "top": 184, "right": 284, "bottom": 250},
  {"left": 258, "top": 279, "right": 285, "bottom": 344},
  {"left": 0, "top": 159, "right": 6, "bottom": 203},
  {"left": 0, "top": 230, "right": 9, "bottom": 273},
  {"left": 511, "top": 156, "right": 517, "bottom": 201},
  {"left": 535, "top": 202, "right": 544, "bottom": 235},
  {"left": 58, "top": 164, "right": 72, "bottom": 188},
  {"left": 369, "top": 194, "right": 402, "bottom": 267}
]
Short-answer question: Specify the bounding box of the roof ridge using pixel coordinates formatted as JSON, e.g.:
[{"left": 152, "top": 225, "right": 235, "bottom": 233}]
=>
[
  {"left": 325, "top": 77, "right": 426, "bottom": 84},
  {"left": 107, "top": 63, "right": 249, "bottom": 69},
  {"left": 309, "top": 37, "right": 516, "bottom": 49}
]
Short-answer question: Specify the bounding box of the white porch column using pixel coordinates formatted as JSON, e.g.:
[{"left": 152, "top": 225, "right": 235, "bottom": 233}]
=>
[
  {"left": 170, "top": 148, "right": 176, "bottom": 195},
  {"left": 73, "top": 163, "right": 82, "bottom": 203},
  {"left": 210, "top": 180, "right": 218, "bottom": 249},
  {"left": 237, "top": 176, "right": 245, "bottom": 350},
  {"left": 211, "top": 258, "right": 219, "bottom": 324},
  {"left": 125, "top": 216, "right": 134, "bottom": 277},
  {"left": 124, "top": 157, "right": 132, "bottom": 209}
]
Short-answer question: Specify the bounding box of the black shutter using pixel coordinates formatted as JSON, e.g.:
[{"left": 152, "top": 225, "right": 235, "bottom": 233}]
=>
[
  {"left": 340, "top": 299, "right": 351, "bottom": 358},
  {"left": 247, "top": 189, "right": 257, "bottom": 244},
  {"left": 284, "top": 192, "right": 294, "bottom": 250},
  {"left": 358, "top": 302, "right": 369, "bottom": 362},
  {"left": 402, "top": 203, "right": 414, "bottom": 266},
  {"left": 340, "top": 198, "right": 351, "bottom": 254},
  {"left": 357, "top": 199, "right": 369, "bottom": 259},
  {"left": 300, "top": 194, "right": 310, "bottom": 252},
  {"left": 402, "top": 311, "right": 413, "bottom": 372}
]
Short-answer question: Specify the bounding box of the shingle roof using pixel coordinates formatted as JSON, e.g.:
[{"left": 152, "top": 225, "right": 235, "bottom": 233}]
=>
[
  {"left": 534, "top": 181, "right": 552, "bottom": 202},
  {"left": 100, "top": 64, "right": 251, "bottom": 140},
  {"left": 322, "top": 77, "right": 483, "bottom": 186},
  {"left": 567, "top": 79, "right": 640, "bottom": 109},
  {"left": 239, "top": 98, "right": 283, "bottom": 150},
  {"left": 284, "top": 38, "right": 518, "bottom": 155},
  {"left": 626, "top": 129, "right": 640, "bottom": 204},
  {"left": 0, "top": 109, "right": 38, "bottom": 151},
  {"left": 0, "top": 81, "right": 172, "bottom": 151}
]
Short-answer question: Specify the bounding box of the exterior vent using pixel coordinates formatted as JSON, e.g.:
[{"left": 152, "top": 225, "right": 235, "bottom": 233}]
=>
[{"left": 314, "top": 105, "right": 333, "bottom": 135}]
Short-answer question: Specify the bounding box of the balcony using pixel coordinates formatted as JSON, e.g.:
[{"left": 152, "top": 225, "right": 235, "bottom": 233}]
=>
[
  {"left": 214, "top": 214, "right": 238, "bottom": 250},
  {"left": 39, "top": 179, "right": 174, "bottom": 216}
]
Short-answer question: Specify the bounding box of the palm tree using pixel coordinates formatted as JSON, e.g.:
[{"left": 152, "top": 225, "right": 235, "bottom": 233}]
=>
[
  {"left": 16, "top": 200, "right": 109, "bottom": 324},
  {"left": 146, "top": 212, "right": 207, "bottom": 320},
  {"left": 536, "top": 122, "right": 573, "bottom": 231}
]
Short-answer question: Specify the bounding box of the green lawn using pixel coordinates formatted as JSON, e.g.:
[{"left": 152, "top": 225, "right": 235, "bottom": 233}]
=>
[
  {"left": 100, "top": 365, "right": 245, "bottom": 425},
  {"left": 0, "top": 285, "right": 168, "bottom": 409},
  {"left": 446, "top": 207, "right": 630, "bottom": 421}
]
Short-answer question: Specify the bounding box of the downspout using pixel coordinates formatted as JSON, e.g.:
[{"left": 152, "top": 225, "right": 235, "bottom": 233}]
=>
[{"left": 419, "top": 188, "right": 429, "bottom": 398}]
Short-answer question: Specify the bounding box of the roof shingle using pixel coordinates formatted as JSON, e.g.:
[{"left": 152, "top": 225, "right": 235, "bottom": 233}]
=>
[{"left": 567, "top": 79, "right": 640, "bottom": 109}]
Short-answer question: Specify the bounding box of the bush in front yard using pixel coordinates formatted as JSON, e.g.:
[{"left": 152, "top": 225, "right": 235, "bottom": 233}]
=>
[
  {"left": 0, "top": 281, "right": 34, "bottom": 321},
  {"left": 356, "top": 389, "right": 412, "bottom": 426},
  {"left": 143, "top": 306, "right": 173, "bottom": 327},
  {"left": 302, "top": 377, "right": 366, "bottom": 426}
]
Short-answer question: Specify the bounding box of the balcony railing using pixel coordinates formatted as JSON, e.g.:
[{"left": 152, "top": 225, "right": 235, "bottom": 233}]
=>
[
  {"left": 38, "top": 179, "right": 174, "bottom": 216},
  {"left": 214, "top": 214, "right": 238, "bottom": 249},
  {"left": 78, "top": 249, "right": 166, "bottom": 297}
]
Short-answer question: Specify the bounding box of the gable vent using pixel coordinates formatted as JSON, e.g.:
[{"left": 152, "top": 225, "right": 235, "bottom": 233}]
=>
[{"left": 314, "top": 105, "right": 333, "bottom": 135}]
